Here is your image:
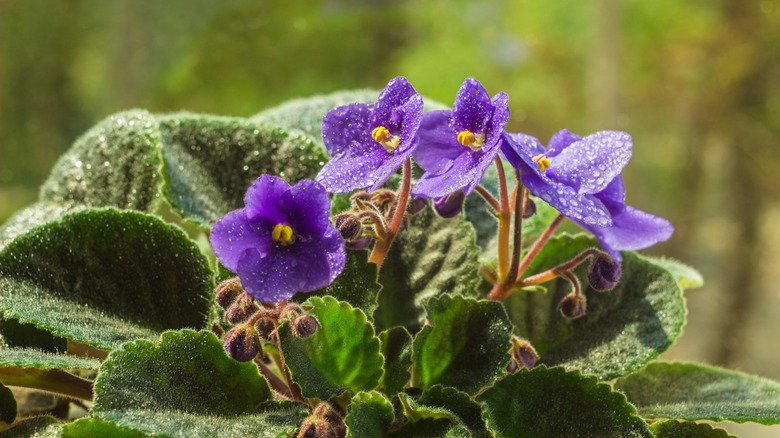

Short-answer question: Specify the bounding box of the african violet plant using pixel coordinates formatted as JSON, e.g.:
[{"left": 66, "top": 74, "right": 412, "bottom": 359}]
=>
[{"left": 0, "top": 76, "right": 778, "bottom": 438}]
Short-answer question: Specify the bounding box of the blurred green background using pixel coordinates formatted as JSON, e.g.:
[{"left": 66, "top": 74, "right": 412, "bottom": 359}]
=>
[{"left": 1, "top": 0, "right": 778, "bottom": 434}]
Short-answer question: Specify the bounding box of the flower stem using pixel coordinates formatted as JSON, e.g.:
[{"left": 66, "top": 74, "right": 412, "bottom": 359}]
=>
[
  {"left": 368, "top": 159, "right": 412, "bottom": 268},
  {"left": 495, "top": 157, "right": 511, "bottom": 281},
  {"left": 515, "top": 214, "right": 564, "bottom": 280},
  {"left": 517, "top": 248, "right": 602, "bottom": 287},
  {"left": 474, "top": 185, "right": 501, "bottom": 212},
  {"left": 255, "top": 356, "right": 293, "bottom": 399},
  {"left": 505, "top": 177, "right": 527, "bottom": 288},
  {"left": 0, "top": 366, "right": 93, "bottom": 401}
]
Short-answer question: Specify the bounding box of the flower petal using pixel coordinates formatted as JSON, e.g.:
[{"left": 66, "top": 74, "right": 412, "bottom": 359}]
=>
[
  {"left": 545, "top": 129, "right": 582, "bottom": 157},
  {"left": 210, "top": 209, "right": 272, "bottom": 273},
  {"left": 322, "top": 103, "right": 371, "bottom": 156},
  {"left": 367, "top": 140, "right": 416, "bottom": 192},
  {"left": 413, "top": 142, "right": 499, "bottom": 198},
  {"left": 547, "top": 131, "right": 632, "bottom": 195},
  {"left": 521, "top": 173, "right": 613, "bottom": 227},
  {"left": 451, "top": 78, "right": 493, "bottom": 134},
  {"left": 484, "top": 92, "right": 510, "bottom": 148},
  {"left": 277, "top": 179, "right": 331, "bottom": 239},
  {"left": 413, "top": 110, "right": 463, "bottom": 175},
  {"left": 500, "top": 132, "right": 546, "bottom": 175},
  {"left": 596, "top": 176, "right": 626, "bottom": 204},
  {"left": 579, "top": 205, "right": 674, "bottom": 260},
  {"left": 396, "top": 94, "right": 424, "bottom": 153},
  {"left": 243, "top": 175, "right": 289, "bottom": 228},
  {"left": 370, "top": 77, "right": 420, "bottom": 132},
  {"left": 315, "top": 138, "right": 387, "bottom": 193}
]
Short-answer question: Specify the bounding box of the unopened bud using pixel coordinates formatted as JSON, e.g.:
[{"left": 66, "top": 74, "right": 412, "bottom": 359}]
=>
[
  {"left": 280, "top": 303, "right": 304, "bottom": 321},
  {"left": 433, "top": 190, "right": 466, "bottom": 219},
  {"left": 298, "top": 416, "right": 337, "bottom": 438},
  {"left": 313, "top": 402, "right": 345, "bottom": 436},
  {"left": 211, "top": 323, "right": 224, "bottom": 338},
  {"left": 254, "top": 317, "right": 275, "bottom": 340},
  {"left": 215, "top": 278, "right": 243, "bottom": 309},
  {"left": 522, "top": 198, "right": 537, "bottom": 218},
  {"left": 408, "top": 197, "right": 429, "bottom": 215},
  {"left": 346, "top": 236, "right": 372, "bottom": 250},
  {"left": 510, "top": 338, "right": 539, "bottom": 370},
  {"left": 558, "top": 292, "right": 587, "bottom": 319},
  {"left": 268, "top": 329, "right": 279, "bottom": 346},
  {"left": 223, "top": 325, "right": 260, "bottom": 362},
  {"left": 587, "top": 255, "right": 622, "bottom": 291},
  {"left": 225, "top": 305, "right": 250, "bottom": 324},
  {"left": 334, "top": 214, "right": 363, "bottom": 242},
  {"left": 292, "top": 314, "right": 321, "bottom": 338}
]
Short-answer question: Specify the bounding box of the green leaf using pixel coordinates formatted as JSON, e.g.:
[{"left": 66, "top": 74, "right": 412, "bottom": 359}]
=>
[
  {"left": 0, "top": 208, "right": 214, "bottom": 350},
  {"left": 614, "top": 362, "right": 780, "bottom": 425},
  {"left": 387, "top": 418, "right": 471, "bottom": 438},
  {"left": 39, "top": 111, "right": 162, "bottom": 211},
  {"left": 345, "top": 390, "right": 394, "bottom": 438},
  {"left": 0, "top": 382, "right": 16, "bottom": 424},
  {"left": 295, "top": 250, "right": 381, "bottom": 317},
  {"left": 0, "top": 348, "right": 99, "bottom": 371},
  {"left": 279, "top": 296, "right": 383, "bottom": 399},
  {"left": 375, "top": 210, "right": 481, "bottom": 332},
  {"left": 397, "top": 393, "right": 461, "bottom": 424},
  {"left": 412, "top": 294, "right": 512, "bottom": 394},
  {"left": 378, "top": 327, "right": 413, "bottom": 396},
  {"left": 158, "top": 113, "right": 327, "bottom": 228},
  {"left": 645, "top": 256, "right": 704, "bottom": 290},
  {"left": 650, "top": 420, "right": 738, "bottom": 438},
  {"left": 0, "top": 416, "right": 60, "bottom": 437},
  {"left": 418, "top": 385, "right": 488, "bottom": 438},
  {"left": 93, "top": 330, "right": 270, "bottom": 415},
  {"left": 0, "top": 203, "right": 77, "bottom": 252},
  {"left": 505, "top": 234, "right": 686, "bottom": 380},
  {"left": 477, "top": 366, "right": 653, "bottom": 438},
  {"left": 62, "top": 418, "right": 147, "bottom": 438},
  {"left": 0, "top": 318, "right": 66, "bottom": 354}
]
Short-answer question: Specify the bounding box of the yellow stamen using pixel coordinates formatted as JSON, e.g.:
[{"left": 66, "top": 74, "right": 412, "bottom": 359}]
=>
[
  {"left": 371, "top": 126, "right": 400, "bottom": 153},
  {"left": 272, "top": 224, "right": 295, "bottom": 246},
  {"left": 532, "top": 154, "right": 552, "bottom": 172},
  {"left": 457, "top": 130, "right": 485, "bottom": 152}
]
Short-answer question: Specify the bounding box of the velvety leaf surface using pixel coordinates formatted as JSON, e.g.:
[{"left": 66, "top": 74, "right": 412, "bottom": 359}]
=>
[
  {"left": 0, "top": 382, "right": 15, "bottom": 424},
  {"left": 412, "top": 294, "right": 512, "bottom": 394},
  {"left": 93, "top": 330, "right": 269, "bottom": 415},
  {"left": 62, "top": 418, "right": 147, "bottom": 438},
  {"left": 0, "top": 203, "right": 77, "bottom": 252},
  {"left": 279, "top": 296, "right": 383, "bottom": 399},
  {"left": 374, "top": 210, "right": 481, "bottom": 332},
  {"left": 387, "top": 418, "right": 470, "bottom": 438},
  {"left": 477, "top": 366, "right": 653, "bottom": 438},
  {"left": 39, "top": 111, "right": 162, "bottom": 211},
  {"left": 0, "top": 416, "right": 59, "bottom": 437},
  {"left": 378, "top": 326, "right": 413, "bottom": 396},
  {"left": 397, "top": 392, "right": 461, "bottom": 423},
  {"left": 650, "top": 420, "right": 737, "bottom": 438},
  {"left": 0, "top": 348, "right": 99, "bottom": 371},
  {"left": 645, "top": 256, "right": 704, "bottom": 290},
  {"left": 0, "top": 209, "right": 214, "bottom": 350},
  {"left": 615, "top": 362, "right": 780, "bottom": 424},
  {"left": 158, "top": 113, "right": 327, "bottom": 228},
  {"left": 505, "top": 234, "right": 686, "bottom": 380},
  {"left": 418, "top": 385, "right": 488, "bottom": 438},
  {"left": 294, "top": 250, "right": 380, "bottom": 317},
  {"left": 345, "top": 390, "right": 394, "bottom": 438}
]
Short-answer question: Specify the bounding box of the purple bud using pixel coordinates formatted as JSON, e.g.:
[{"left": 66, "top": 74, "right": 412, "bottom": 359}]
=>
[
  {"left": 345, "top": 236, "right": 372, "bottom": 250},
  {"left": 433, "top": 190, "right": 466, "bottom": 218},
  {"left": 225, "top": 305, "right": 250, "bottom": 324},
  {"left": 587, "top": 255, "right": 622, "bottom": 291},
  {"left": 522, "top": 197, "right": 537, "bottom": 218},
  {"left": 408, "top": 197, "right": 429, "bottom": 215},
  {"left": 507, "top": 358, "right": 519, "bottom": 373},
  {"left": 254, "top": 317, "right": 276, "bottom": 340},
  {"left": 215, "top": 277, "right": 243, "bottom": 309},
  {"left": 313, "top": 402, "right": 345, "bottom": 436},
  {"left": 511, "top": 338, "right": 539, "bottom": 370},
  {"left": 280, "top": 303, "right": 303, "bottom": 321},
  {"left": 223, "top": 326, "right": 260, "bottom": 362},
  {"left": 298, "top": 416, "right": 337, "bottom": 438},
  {"left": 558, "top": 293, "right": 587, "bottom": 319},
  {"left": 334, "top": 214, "right": 363, "bottom": 242},
  {"left": 292, "top": 314, "right": 321, "bottom": 338},
  {"left": 211, "top": 323, "right": 224, "bottom": 338}
]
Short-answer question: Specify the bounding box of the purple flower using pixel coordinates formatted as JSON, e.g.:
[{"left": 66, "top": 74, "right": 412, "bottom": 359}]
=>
[
  {"left": 210, "top": 175, "right": 346, "bottom": 302},
  {"left": 316, "top": 77, "right": 423, "bottom": 193},
  {"left": 501, "top": 129, "right": 673, "bottom": 259},
  {"left": 412, "top": 78, "right": 510, "bottom": 198}
]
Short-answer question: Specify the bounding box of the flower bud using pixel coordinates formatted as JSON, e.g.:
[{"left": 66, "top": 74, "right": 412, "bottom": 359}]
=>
[
  {"left": 510, "top": 338, "right": 539, "bottom": 370},
  {"left": 254, "top": 317, "right": 276, "bottom": 340},
  {"left": 522, "top": 198, "right": 537, "bottom": 218},
  {"left": 225, "top": 305, "right": 250, "bottom": 325},
  {"left": 587, "top": 255, "right": 622, "bottom": 291},
  {"left": 408, "top": 197, "right": 429, "bottom": 215},
  {"left": 298, "top": 416, "right": 337, "bottom": 438},
  {"left": 211, "top": 323, "right": 225, "bottom": 338},
  {"left": 223, "top": 325, "right": 260, "bottom": 362},
  {"left": 558, "top": 292, "right": 587, "bottom": 319},
  {"left": 280, "top": 303, "right": 304, "bottom": 321},
  {"left": 215, "top": 277, "right": 243, "bottom": 309},
  {"left": 334, "top": 214, "right": 363, "bottom": 242},
  {"left": 433, "top": 190, "right": 466, "bottom": 219},
  {"left": 292, "top": 314, "right": 321, "bottom": 338},
  {"left": 345, "top": 236, "right": 372, "bottom": 250},
  {"left": 313, "top": 402, "right": 345, "bottom": 437},
  {"left": 268, "top": 329, "right": 279, "bottom": 346}
]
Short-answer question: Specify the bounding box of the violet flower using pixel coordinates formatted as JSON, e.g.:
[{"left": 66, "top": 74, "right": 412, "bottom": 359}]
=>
[
  {"left": 501, "top": 129, "right": 673, "bottom": 259},
  {"left": 315, "top": 76, "right": 423, "bottom": 193},
  {"left": 210, "top": 175, "right": 346, "bottom": 302},
  {"left": 412, "top": 78, "right": 510, "bottom": 198}
]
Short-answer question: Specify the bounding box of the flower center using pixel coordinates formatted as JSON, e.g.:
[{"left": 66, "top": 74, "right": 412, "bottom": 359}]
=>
[
  {"left": 371, "top": 126, "right": 401, "bottom": 153},
  {"left": 272, "top": 224, "right": 295, "bottom": 246},
  {"left": 457, "top": 130, "right": 485, "bottom": 152},
  {"left": 532, "top": 154, "right": 552, "bottom": 172}
]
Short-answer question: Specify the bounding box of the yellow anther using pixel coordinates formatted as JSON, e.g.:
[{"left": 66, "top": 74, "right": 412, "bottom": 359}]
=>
[
  {"left": 272, "top": 224, "right": 295, "bottom": 246},
  {"left": 457, "top": 130, "right": 485, "bottom": 152},
  {"left": 532, "top": 154, "right": 552, "bottom": 172},
  {"left": 371, "top": 126, "right": 400, "bottom": 153}
]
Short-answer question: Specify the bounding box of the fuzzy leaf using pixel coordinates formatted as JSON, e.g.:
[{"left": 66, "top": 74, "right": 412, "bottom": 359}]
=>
[
  {"left": 0, "top": 209, "right": 213, "bottom": 350},
  {"left": 378, "top": 326, "right": 413, "bottom": 396},
  {"left": 158, "top": 113, "right": 327, "bottom": 228},
  {"left": 645, "top": 256, "right": 704, "bottom": 290},
  {"left": 614, "top": 362, "right": 780, "bottom": 425},
  {"left": 0, "top": 416, "right": 59, "bottom": 437},
  {"left": 0, "top": 318, "right": 66, "bottom": 354},
  {"left": 387, "top": 418, "right": 471, "bottom": 438},
  {"left": 375, "top": 210, "right": 480, "bottom": 332},
  {"left": 294, "top": 250, "right": 380, "bottom": 317},
  {"left": 505, "top": 234, "right": 686, "bottom": 380},
  {"left": 0, "top": 382, "right": 15, "bottom": 424},
  {"left": 0, "top": 203, "right": 77, "bottom": 252},
  {"left": 62, "top": 418, "right": 147, "bottom": 438},
  {"left": 279, "top": 296, "right": 383, "bottom": 399},
  {"left": 418, "top": 385, "right": 488, "bottom": 437},
  {"left": 345, "top": 390, "right": 395, "bottom": 438},
  {"left": 39, "top": 111, "right": 162, "bottom": 211},
  {"left": 412, "top": 294, "right": 512, "bottom": 394},
  {"left": 650, "top": 420, "right": 737, "bottom": 438},
  {"left": 0, "top": 348, "right": 99, "bottom": 371},
  {"left": 477, "top": 366, "right": 652, "bottom": 437}
]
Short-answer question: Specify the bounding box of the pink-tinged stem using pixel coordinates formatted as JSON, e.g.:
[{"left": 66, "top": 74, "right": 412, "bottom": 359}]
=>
[
  {"left": 475, "top": 185, "right": 501, "bottom": 212},
  {"left": 495, "top": 157, "right": 511, "bottom": 281},
  {"left": 516, "top": 248, "right": 602, "bottom": 288},
  {"left": 515, "top": 214, "right": 564, "bottom": 280},
  {"left": 368, "top": 159, "right": 412, "bottom": 268}
]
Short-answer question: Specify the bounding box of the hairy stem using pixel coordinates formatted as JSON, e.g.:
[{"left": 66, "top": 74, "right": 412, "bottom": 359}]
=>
[
  {"left": 474, "top": 185, "right": 501, "bottom": 212},
  {"left": 255, "top": 356, "right": 292, "bottom": 399},
  {"left": 495, "top": 157, "right": 511, "bottom": 281},
  {"left": 517, "top": 248, "right": 603, "bottom": 287},
  {"left": 515, "top": 214, "right": 564, "bottom": 280},
  {"left": 368, "top": 159, "right": 412, "bottom": 268},
  {"left": 0, "top": 366, "right": 93, "bottom": 401}
]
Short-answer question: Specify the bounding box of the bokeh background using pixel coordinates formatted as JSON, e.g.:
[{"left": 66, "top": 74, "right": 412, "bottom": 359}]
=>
[{"left": 1, "top": 0, "right": 778, "bottom": 434}]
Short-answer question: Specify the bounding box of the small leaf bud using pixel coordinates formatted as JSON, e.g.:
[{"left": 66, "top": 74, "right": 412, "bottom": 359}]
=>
[
  {"left": 292, "top": 314, "right": 321, "bottom": 338},
  {"left": 215, "top": 277, "right": 243, "bottom": 309},
  {"left": 334, "top": 214, "right": 363, "bottom": 242},
  {"left": 587, "top": 255, "right": 622, "bottom": 291},
  {"left": 298, "top": 416, "right": 337, "bottom": 438},
  {"left": 558, "top": 292, "right": 587, "bottom": 319},
  {"left": 223, "top": 325, "right": 260, "bottom": 362},
  {"left": 433, "top": 190, "right": 466, "bottom": 219}
]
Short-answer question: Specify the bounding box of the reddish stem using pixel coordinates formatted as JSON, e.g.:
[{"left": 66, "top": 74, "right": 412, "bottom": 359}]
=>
[{"left": 368, "top": 159, "right": 412, "bottom": 268}]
